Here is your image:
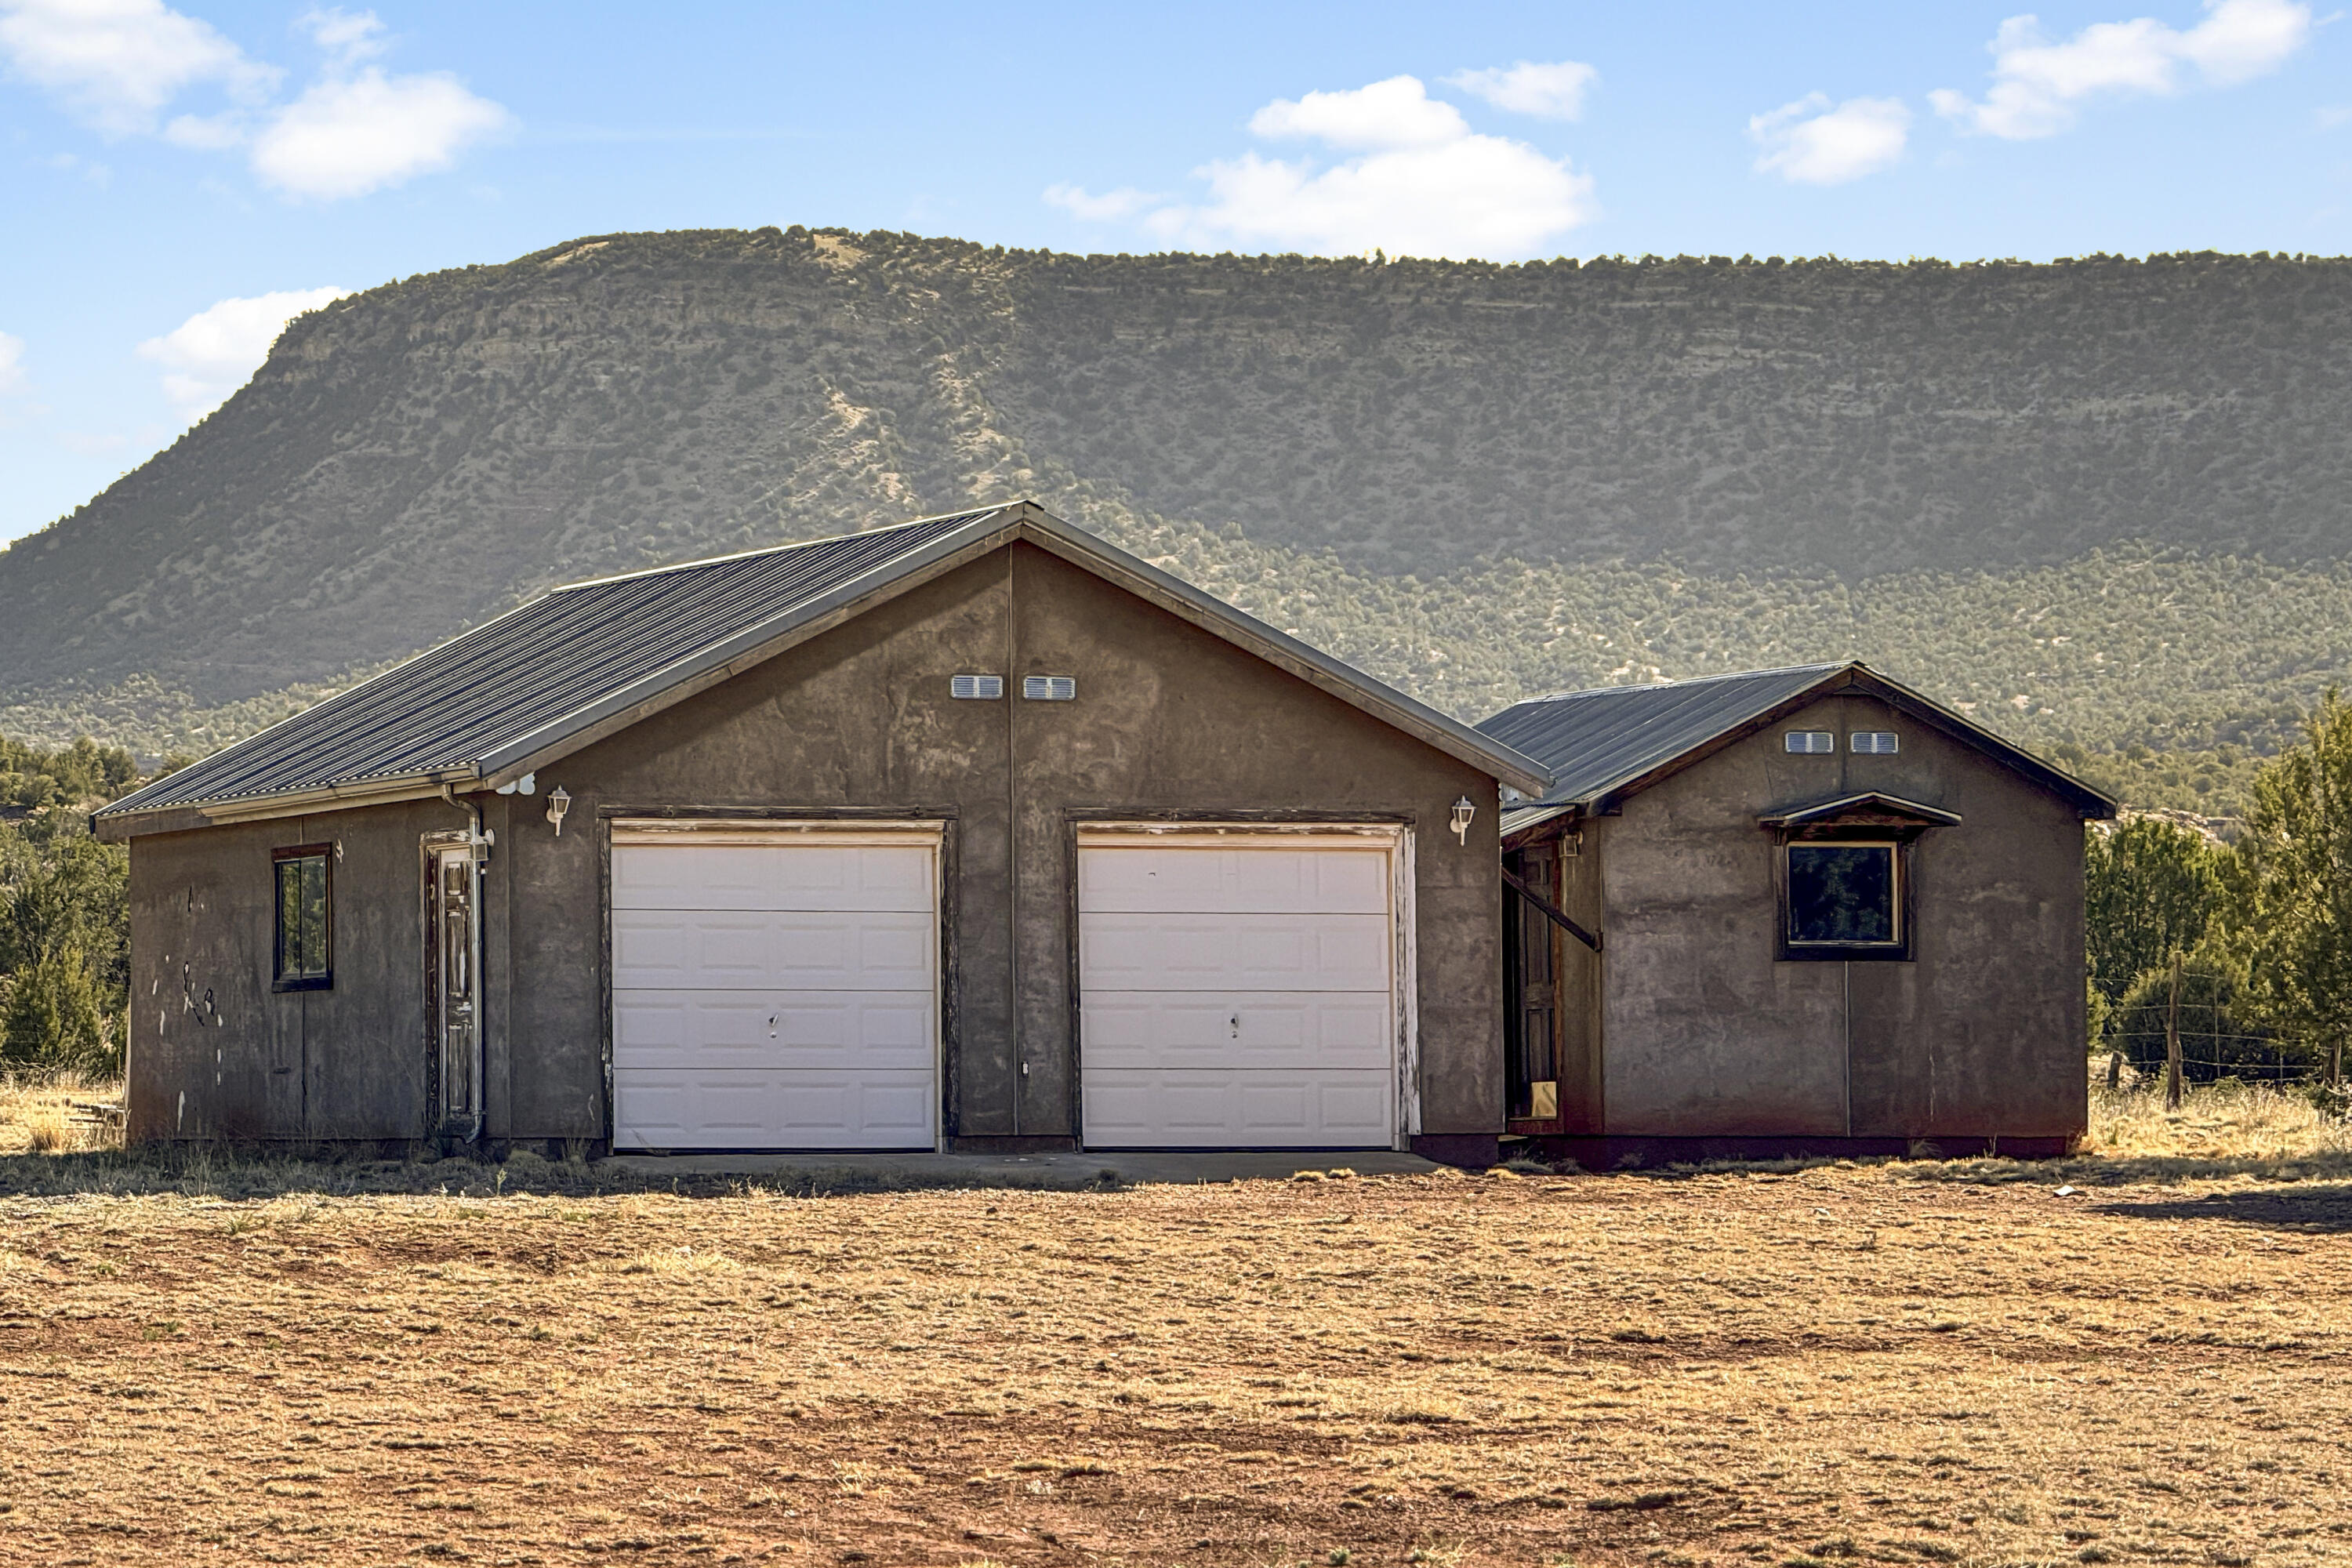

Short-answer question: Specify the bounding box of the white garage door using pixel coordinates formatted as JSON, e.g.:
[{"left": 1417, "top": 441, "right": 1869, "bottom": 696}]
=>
[
  {"left": 610, "top": 826, "right": 938, "bottom": 1151},
  {"left": 1079, "top": 832, "right": 1399, "bottom": 1149}
]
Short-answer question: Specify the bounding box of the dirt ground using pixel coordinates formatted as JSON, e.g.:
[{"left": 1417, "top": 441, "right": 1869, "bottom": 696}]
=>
[{"left": 1, "top": 1151, "right": 2347, "bottom": 1568}]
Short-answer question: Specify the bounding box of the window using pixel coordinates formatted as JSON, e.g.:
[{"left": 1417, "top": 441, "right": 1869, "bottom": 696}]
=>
[
  {"left": 949, "top": 674, "right": 1004, "bottom": 699},
  {"left": 1850, "top": 731, "right": 1900, "bottom": 754},
  {"left": 1023, "top": 675, "right": 1076, "bottom": 701},
  {"left": 1785, "top": 842, "right": 1900, "bottom": 949},
  {"left": 273, "top": 846, "right": 332, "bottom": 991},
  {"left": 1784, "top": 730, "right": 1835, "bottom": 754}
]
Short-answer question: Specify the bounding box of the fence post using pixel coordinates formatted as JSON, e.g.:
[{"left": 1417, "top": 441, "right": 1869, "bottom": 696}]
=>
[{"left": 2165, "top": 952, "right": 2184, "bottom": 1111}]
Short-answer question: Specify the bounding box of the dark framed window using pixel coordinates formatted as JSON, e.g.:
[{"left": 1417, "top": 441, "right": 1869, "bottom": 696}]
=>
[
  {"left": 1783, "top": 840, "right": 1904, "bottom": 957},
  {"left": 273, "top": 845, "right": 332, "bottom": 991}
]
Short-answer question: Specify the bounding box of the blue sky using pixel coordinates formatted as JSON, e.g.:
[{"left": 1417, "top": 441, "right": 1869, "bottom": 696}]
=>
[{"left": 2, "top": 0, "right": 2347, "bottom": 546}]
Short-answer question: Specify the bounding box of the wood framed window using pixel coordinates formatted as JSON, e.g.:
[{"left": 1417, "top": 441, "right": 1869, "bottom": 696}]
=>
[
  {"left": 1761, "top": 792, "right": 1955, "bottom": 964},
  {"left": 1783, "top": 841, "right": 1903, "bottom": 957},
  {"left": 273, "top": 844, "right": 333, "bottom": 992}
]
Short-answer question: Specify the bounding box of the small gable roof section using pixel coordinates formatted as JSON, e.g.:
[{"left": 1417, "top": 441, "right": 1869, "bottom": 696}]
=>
[
  {"left": 96, "top": 502, "right": 1548, "bottom": 839},
  {"left": 1476, "top": 662, "right": 2114, "bottom": 826}
]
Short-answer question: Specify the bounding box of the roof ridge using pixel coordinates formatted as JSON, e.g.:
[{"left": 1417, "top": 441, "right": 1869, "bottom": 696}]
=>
[
  {"left": 546, "top": 504, "right": 1014, "bottom": 593},
  {"left": 1530, "top": 660, "right": 1854, "bottom": 704}
]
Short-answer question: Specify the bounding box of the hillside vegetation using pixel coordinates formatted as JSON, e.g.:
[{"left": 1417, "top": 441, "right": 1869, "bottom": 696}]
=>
[{"left": 3, "top": 229, "right": 2349, "bottom": 802}]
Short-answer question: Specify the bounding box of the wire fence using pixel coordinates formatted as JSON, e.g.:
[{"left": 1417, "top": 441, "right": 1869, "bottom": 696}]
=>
[{"left": 2103, "top": 967, "right": 2327, "bottom": 1086}]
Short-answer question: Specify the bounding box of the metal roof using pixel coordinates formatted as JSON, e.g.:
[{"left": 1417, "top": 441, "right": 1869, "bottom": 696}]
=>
[
  {"left": 1479, "top": 665, "right": 1846, "bottom": 808},
  {"left": 98, "top": 501, "right": 1549, "bottom": 832},
  {"left": 1476, "top": 662, "right": 2114, "bottom": 819}
]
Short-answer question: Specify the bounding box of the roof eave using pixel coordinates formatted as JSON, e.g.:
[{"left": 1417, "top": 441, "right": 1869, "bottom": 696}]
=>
[{"left": 92, "top": 768, "right": 481, "bottom": 841}]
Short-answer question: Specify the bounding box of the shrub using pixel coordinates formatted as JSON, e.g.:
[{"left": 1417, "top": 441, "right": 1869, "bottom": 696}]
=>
[{"left": 0, "top": 942, "right": 119, "bottom": 1076}]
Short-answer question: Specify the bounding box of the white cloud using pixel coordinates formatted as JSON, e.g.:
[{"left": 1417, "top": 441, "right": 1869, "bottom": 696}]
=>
[
  {"left": 1055, "top": 75, "right": 1595, "bottom": 261},
  {"left": 1750, "top": 93, "right": 1911, "bottom": 184},
  {"left": 1931, "top": 0, "right": 2314, "bottom": 139},
  {"left": 1044, "top": 183, "right": 1160, "bottom": 221},
  {"left": 1, "top": 0, "right": 506, "bottom": 198},
  {"left": 1444, "top": 59, "right": 1598, "bottom": 121},
  {"left": 136, "top": 286, "right": 346, "bottom": 416},
  {"left": 0, "top": 0, "right": 275, "bottom": 133},
  {"left": 0, "top": 331, "right": 26, "bottom": 394},
  {"left": 249, "top": 64, "right": 506, "bottom": 198},
  {"left": 299, "top": 5, "right": 385, "bottom": 67},
  {"left": 1248, "top": 74, "right": 1469, "bottom": 151}
]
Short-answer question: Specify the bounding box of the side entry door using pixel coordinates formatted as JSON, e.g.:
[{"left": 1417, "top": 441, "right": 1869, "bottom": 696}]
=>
[{"left": 427, "top": 844, "right": 481, "bottom": 1138}]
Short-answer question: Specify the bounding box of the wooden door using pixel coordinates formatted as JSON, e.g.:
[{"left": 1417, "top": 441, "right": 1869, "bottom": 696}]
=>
[
  {"left": 430, "top": 846, "right": 479, "bottom": 1134},
  {"left": 1506, "top": 844, "right": 1560, "bottom": 1124}
]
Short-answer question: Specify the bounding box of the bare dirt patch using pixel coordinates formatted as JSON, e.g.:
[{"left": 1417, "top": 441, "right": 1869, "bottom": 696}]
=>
[{"left": 0, "top": 1160, "right": 2347, "bottom": 1566}]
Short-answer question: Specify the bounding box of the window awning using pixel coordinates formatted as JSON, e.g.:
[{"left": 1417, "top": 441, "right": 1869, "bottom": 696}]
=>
[{"left": 1758, "top": 792, "right": 1963, "bottom": 830}]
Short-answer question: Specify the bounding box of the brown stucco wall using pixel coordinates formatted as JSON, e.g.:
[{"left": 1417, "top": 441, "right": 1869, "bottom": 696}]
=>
[
  {"left": 521, "top": 542, "right": 1504, "bottom": 1145},
  {"left": 1594, "top": 693, "right": 2089, "bottom": 1142},
  {"left": 125, "top": 798, "right": 461, "bottom": 1142},
  {"left": 129, "top": 540, "right": 1508, "bottom": 1148}
]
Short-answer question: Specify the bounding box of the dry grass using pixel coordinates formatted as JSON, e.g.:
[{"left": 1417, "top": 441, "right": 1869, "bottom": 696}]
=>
[
  {"left": 2088, "top": 1079, "right": 2352, "bottom": 1163},
  {"left": 0, "top": 1163, "right": 2347, "bottom": 1566},
  {"left": 0, "top": 1081, "right": 2346, "bottom": 1563},
  {"left": 0, "top": 1069, "right": 121, "bottom": 1156}
]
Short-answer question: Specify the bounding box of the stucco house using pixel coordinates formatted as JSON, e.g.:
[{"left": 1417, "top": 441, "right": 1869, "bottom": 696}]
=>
[
  {"left": 1476, "top": 663, "right": 2117, "bottom": 1164},
  {"left": 93, "top": 503, "right": 1550, "bottom": 1163}
]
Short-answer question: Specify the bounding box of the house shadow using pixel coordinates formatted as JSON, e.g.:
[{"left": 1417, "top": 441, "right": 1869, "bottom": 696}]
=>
[
  {"left": 0, "top": 1146, "right": 1129, "bottom": 1203},
  {"left": 2089, "top": 1181, "right": 2352, "bottom": 1235}
]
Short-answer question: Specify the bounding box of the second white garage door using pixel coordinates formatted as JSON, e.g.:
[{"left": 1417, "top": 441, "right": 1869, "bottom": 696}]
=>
[
  {"left": 1078, "top": 831, "right": 1400, "bottom": 1149},
  {"left": 609, "top": 826, "right": 939, "bottom": 1151}
]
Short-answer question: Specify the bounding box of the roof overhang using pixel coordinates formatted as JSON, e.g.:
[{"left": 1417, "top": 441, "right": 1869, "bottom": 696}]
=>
[
  {"left": 93, "top": 771, "right": 477, "bottom": 841},
  {"left": 1500, "top": 802, "right": 1582, "bottom": 846}
]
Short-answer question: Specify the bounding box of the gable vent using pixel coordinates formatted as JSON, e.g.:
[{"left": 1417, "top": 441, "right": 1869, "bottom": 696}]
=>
[
  {"left": 950, "top": 674, "right": 1004, "bottom": 700},
  {"left": 1784, "top": 731, "right": 1835, "bottom": 754},
  {"left": 1850, "top": 731, "right": 1900, "bottom": 754},
  {"left": 1023, "top": 675, "right": 1076, "bottom": 701}
]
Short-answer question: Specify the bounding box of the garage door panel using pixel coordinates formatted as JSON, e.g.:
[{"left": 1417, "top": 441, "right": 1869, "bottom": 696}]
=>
[
  {"left": 1076, "top": 836, "right": 1399, "bottom": 1149},
  {"left": 1082, "top": 1070, "right": 1393, "bottom": 1147},
  {"left": 613, "top": 1069, "right": 934, "bottom": 1151},
  {"left": 615, "top": 990, "right": 935, "bottom": 1071},
  {"left": 614, "top": 910, "right": 935, "bottom": 990},
  {"left": 1080, "top": 913, "right": 1390, "bottom": 991},
  {"left": 612, "top": 843, "right": 933, "bottom": 912},
  {"left": 612, "top": 837, "right": 938, "bottom": 1151},
  {"left": 1080, "top": 847, "right": 1389, "bottom": 914},
  {"left": 1081, "top": 993, "right": 1390, "bottom": 1070}
]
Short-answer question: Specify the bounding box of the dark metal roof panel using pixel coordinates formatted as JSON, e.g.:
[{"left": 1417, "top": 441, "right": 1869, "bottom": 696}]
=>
[
  {"left": 1477, "top": 665, "right": 1846, "bottom": 807},
  {"left": 100, "top": 508, "right": 1008, "bottom": 816}
]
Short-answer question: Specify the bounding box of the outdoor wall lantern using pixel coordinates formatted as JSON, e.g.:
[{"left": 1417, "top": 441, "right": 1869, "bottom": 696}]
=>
[
  {"left": 1450, "top": 795, "right": 1476, "bottom": 844},
  {"left": 545, "top": 786, "right": 572, "bottom": 837}
]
